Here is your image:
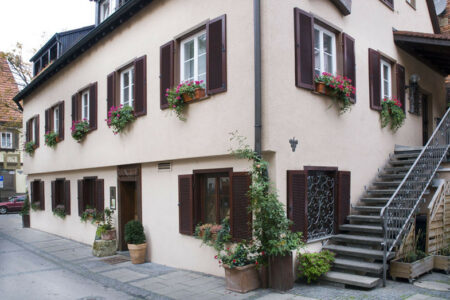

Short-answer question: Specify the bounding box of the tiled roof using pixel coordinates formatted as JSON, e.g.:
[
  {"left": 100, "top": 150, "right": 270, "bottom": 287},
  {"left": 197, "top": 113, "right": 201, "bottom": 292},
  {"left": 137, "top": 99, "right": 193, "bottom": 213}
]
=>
[
  {"left": 394, "top": 31, "right": 450, "bottom": 41},
  {"left": 0, "top": 55, "right": 22, "bottom": 124}
]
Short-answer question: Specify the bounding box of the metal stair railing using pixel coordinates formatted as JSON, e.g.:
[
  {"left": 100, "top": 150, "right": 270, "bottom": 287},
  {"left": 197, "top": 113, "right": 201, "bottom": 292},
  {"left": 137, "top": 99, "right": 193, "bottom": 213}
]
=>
[{"left": 380, "top": 107, "right": 450, "bottom": 287}]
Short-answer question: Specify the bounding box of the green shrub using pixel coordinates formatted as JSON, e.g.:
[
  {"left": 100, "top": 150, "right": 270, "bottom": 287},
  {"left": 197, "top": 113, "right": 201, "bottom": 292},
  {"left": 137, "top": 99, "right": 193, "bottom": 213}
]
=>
[
  {"left": 124, "top": 220, "right": 146, "bottom": 245},
  {"left": 297, "top": 250, "right": 335, "bottom": 283},
  {"left": 20, "top": 194, "right": 30, "bottom": 216}
]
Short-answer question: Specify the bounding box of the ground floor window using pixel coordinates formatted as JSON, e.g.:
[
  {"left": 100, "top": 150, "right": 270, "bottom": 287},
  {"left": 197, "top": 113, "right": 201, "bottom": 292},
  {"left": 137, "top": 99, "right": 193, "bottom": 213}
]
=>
[
  {"left": 30, "top": 180, "right": 45, "bottom": 211},
  {"left": 51, "top": 179, "right": 70, "bottom": 215},
  {"left": 77, "top": 177, "right": 104, "bottom": 215},
  {"left": 199, "top": 172, "right": 230, "bottom": 224}
]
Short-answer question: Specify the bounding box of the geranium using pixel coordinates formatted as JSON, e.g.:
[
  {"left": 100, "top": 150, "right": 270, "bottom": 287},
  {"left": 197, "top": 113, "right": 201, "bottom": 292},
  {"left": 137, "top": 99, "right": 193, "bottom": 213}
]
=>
[
  {"left": 217, "top": 242, "right": 258, "bottom": 269},
  {"left": 105, "top": 105, "right": 136, "bottom": 134},
  {"left": 71, "top": 119, "right": 90, "bottom": 142},
  {"left": 315, "top": 72, "right": 355, "bottom": 114},
  {"left": 24, "top": 141, "right": 36, "bottom": 155},
  {"left": 166, "top": 80, "right": 205, "bottom": 121},
  {"left": 381, "top": 97, "right": 405, "bottom": 132},
  {"left": 44, "top": 131, "right": 59, "bottom": 147}
]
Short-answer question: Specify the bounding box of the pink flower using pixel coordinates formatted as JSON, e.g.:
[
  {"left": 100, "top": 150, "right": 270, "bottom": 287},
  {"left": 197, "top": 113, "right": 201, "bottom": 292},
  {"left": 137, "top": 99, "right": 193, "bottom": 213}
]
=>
[
  {"left": 165, "top": 93, "right": 169, "bottom": 97},
  {"left": 166, "top": 88, "right": 170, "bottom": 92},
  {"left": 176, "top": 96, "right": 181, "bottom": 100},
  {"left": 172, "top": 105, "right": 176, "bottom": 108}
]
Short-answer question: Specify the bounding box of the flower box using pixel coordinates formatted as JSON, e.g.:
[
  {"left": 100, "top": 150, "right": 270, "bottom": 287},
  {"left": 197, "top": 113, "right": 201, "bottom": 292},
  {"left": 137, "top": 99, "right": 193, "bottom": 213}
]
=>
[
  {"left": 101, "top": 229, "right": 117, "bottom": 241},
  {"left": 314, "top": 82, "right": 328, "bottom": 95},
  {"left": 433, "top": 255, "right": 449, "bottom": 274},
  {"left": 223, "top": 264, "right": 260, "bottom": 293},
  {"left": 182, "top": 88, "right": 206, "bottom": 103},
  {"left": 390, "top": 255, "right": 434, "bottom": 282}
]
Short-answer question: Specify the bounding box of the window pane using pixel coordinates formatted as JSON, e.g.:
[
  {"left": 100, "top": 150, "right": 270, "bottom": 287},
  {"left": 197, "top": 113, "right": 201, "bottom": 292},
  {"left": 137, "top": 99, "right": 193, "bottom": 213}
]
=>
[
  {"left": 198, "top": 53, "right": 206, "bottom": 79},
  {"left": 219, "top": 177, "right": 230, "bottom": 221},
  {"left": 123, "top": 72, "right": 129, "bottom": 88},
  {"left": 383, "top": 80, "right": 389, "bottom": 98},
  {"left": 324, "top": 53, "right": 333, "bottom": 74},
  {"left": 184, "top": 60, "right": 194, "bottom": 81},
  {"left": 123, "top": 87, "right": 129, "bottom": 104},
  {"left": 184, "top": 40, "right": 194, "bottom": 60},
  {"left": 198, "top": 34, "right": 206, "bottom": 55},
  {"left": 383, "top": 65, "right": 389, "bottom": 80},
  {"left": 323, "top": 33, "right": 332, "bottom": 55},
  {"left": 205, "top": 177, "right": 217, "bottom": 224},
  {"left": 314, "top": 29, "right": 320, "bottom": 49}
]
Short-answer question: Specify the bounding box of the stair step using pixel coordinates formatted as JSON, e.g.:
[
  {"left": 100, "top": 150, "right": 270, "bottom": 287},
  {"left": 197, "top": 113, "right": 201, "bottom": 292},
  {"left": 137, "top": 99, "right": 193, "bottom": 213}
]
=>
[
  {"left": 347, "top": 215, "right": 381, "bottom": 223},
  {"left": 394, "top": 145, "right": 423, "bottom": 154},
  {"left": 360, "top": 197, "right": 390, "bottom": 204},
  {"left": 323, "top": 271, "right": 381, "bottom": 288},
  {"left": 378, "top": 173, "right": 406, "bottom": 180},
  {"left": 389, "top": 159, "right": 416, "bottom": 166},
  {"left": 392, "top": 153, "right": 420, "bottom": 159},
  {"left": 331, "top": 234, "right": 384, "bottom": 245},
  {"left": 366, "top": 189, "right": 396, "bottom": 195},
  {"left": 352, "top": 206, "right": 382, "bottom": 212},
  {"left": 373, "top": 181, "right": 401, "bottom": 187},
  {"left": 333, "top": 258, "right": 383, "bottom": 274},
  {"left": 323, "top": 244, "right": 395, "bottom": 260},
  {"left": 339, "top": 224, "right": 383, "bottom": 234},
  {"left": 384, "top": 166, "right": 411, "bottom": 173}
]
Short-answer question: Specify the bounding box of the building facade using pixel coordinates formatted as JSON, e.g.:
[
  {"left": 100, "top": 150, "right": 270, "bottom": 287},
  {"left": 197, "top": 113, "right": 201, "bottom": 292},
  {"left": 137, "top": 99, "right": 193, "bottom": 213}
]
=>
[{"left": 15, "top": 0, "right": 448, "bottom": 278}]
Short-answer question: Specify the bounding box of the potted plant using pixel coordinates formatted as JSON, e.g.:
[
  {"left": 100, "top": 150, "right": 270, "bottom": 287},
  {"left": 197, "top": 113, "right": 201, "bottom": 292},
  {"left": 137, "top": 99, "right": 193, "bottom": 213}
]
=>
[
  {"left": 381, "top": 97, "right": 405, "bottom": 132},
  {"left": 19, "top": 194, "right": 30, "bottom": 228},
  {"left": 105, "top": 105, "right": 136, "bottom": 134},
  {"left": 52, "top": 204, "right": 66, "bottom": 219},
  {"left": 44, "top": 131, "right": 59, "bottom": 147},
  {"left": 314, "top": 72, "right": 355, "bottom": 114},
  {"left": 217, "top": 242, "right": 261, "bottom": 293},
  {"left": 25, "top": 141, "right": 36, "bottom": 155},
  {"left": 194, "top": 218, "right": 232, "bottom": 251},
  {"left": 433, "top": 246, "right": 449, "bottom": 274},
  {"left": 124, "top": 220, "right": 147, "bottom": 264},
  {"left": 297, "top": 250, "right": 335, "bottom": 283},
  {"left": 71, "top": 119, "right": 90, "bottom": 142},
  {"left": 166, "top": 80, "right": 205, "bottom": 121},
  {"left": 97, "top": 208, "right": 116, "bottom": 240},
  {"left": 230, "top": 133, "right": 304, "bottom": 291}
]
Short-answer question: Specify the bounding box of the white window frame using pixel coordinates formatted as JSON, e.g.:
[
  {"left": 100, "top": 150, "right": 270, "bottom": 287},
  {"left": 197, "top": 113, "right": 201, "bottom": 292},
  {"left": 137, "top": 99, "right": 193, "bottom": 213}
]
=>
[
  {"left": 53, "top": 106, "right": 59, "bottom": 134},
  {"left": 99, "top": 0, "right": 115, "bottom": 22},
  {"left": 120, "top": 66, "right": 134, "bottom": 107},
  {"left": 81, "top": 90, "right": 90, "bottom": 121},
  {"left": 380, "top": 59, "right": 392, "bottom": 99},
  {"left": 32, "top": 118, "right": 36, "bottom": 143},
  {"left": 1, "top": 132, "right": 12, "bottom": 149},
  {"left": 180, "top": 30, "right": 207, "bottom": 84},
  {"left": 314, "top": 24, "right": 337, "bottom": 76}
]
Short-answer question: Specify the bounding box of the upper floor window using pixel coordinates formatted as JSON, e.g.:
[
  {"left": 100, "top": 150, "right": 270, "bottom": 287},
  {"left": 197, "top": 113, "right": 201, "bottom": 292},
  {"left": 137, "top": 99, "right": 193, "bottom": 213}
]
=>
[
  {"left": 100, "top": 0, "right": 112, "bottom": 22},
  {"left": 26, "top": 115, "right": 40, "bottom": 148},
  {"left": 381, "top": 59, "right": 392, "bottom": 99},
  {"left": 45, "top": 102, "right": 64, "bottom": 142},
  {"left": 314, "top": 24, "right": 336, "bottom": 76},
  {"left": 81, "top": 90, "right": 90, "bottom": 121},
  {"left": 72, "top": 83, "right": 98, "bottom": 132},
  {"left": 53, "top": 106, "right": 60, "bottom": 134},
  {"left": 180, "top": 31, "right": 207, "bottom": 84},
  {"left": 120, "top": 66, "right": 134, "bottom": 107},
  {"left": 1, "top": 132, "right": 12, "bottom": 149}
]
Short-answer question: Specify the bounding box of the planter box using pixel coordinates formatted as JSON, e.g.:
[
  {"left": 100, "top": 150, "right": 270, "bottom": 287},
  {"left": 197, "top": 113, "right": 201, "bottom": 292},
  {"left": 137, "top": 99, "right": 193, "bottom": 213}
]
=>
[
  {"left": 269, "top": 253, "right": 294, "bottom": 291},
  {"left": 223, "top": 264, "right": 260, "bottom": 293},
  {"left": 433, "top": 255, "right": 449, "bottom": 274},
  {"left": 390, "top": 255, "right": 434, "bottom": 282},
  {"left": 22, "top": 215, "right": 30, "bottom": 228},
  {"left": 182, "top": 88, "right": 206, "bottom": 103},
  {"left": 315, "top": 82, "right": 328, "bottom": 95}
]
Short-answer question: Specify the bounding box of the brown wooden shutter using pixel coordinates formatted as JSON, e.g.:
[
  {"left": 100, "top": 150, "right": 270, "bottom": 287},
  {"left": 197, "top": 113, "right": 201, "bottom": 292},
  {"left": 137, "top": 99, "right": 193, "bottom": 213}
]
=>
[
  {"left": 160, "top": 41, "right": 174, "bottom": 109},
  {"left": 35, "top": 115, "right": 40, "bottom": 146},
  {"left": 13, "top": 131, "right": 19, "bottom": 150},
  {"left": 78, "top": 179, "right": 84, "bottom": 216},
  {"left": 207, "top": 15, "right": 227, "bottom": 95},
  {"left": 134, "top": 55, "right": 147, "bottom": 116},
  {"left": 64, "top": 180, "right": 71, "bottom": 215},
  {"left": 231, "top": 172, "right": 252, "bottom": 240},
  {"left": 336, "top": 171, "right": 351, "bottom": 232},
  {"left": 287, "top": 170, "right": 308, "bottom": 241},
  {"left": 30, "top": 181, "right": 34, "bottom": 203},
  {"left": 396, "top": 64, "right": 406, "bottom": 113},
  {"left": 58, "top": 102, "right": 64, "bottom": 140},
  {"left": 342, "top": 33, "right": 356, "bottom": 103},
  {"left": 369, "top": 48, "right": 381, "bottom": 111},
  {"left": 72, "top": 94, "right": 78, "bottom": 123},
  {"left": 45, "top": 109, "right": 50, "bottom": 134},
  {"left": 39, "top": 181, "right": 45, "bottom": 210},
  {"left": 294, "top": 8, "right": 314, "bottom": 90},
  {"left": 107, "top": 72, "right": 116, "bottom": 117},
  {"left": 95, "top": 179, "right": 104, "bottom": 213},
  {"left": 26, "top": 120, "right": 30, "bottom": 143},
  {"left": 51, "top": 181, "right": 56, "bottom": 211},
  {"left": 178, "top": 174, "right": 194, "bottom": 235},
  {"left": 89, "top": 83, "right": 98, "bottom": 130}
]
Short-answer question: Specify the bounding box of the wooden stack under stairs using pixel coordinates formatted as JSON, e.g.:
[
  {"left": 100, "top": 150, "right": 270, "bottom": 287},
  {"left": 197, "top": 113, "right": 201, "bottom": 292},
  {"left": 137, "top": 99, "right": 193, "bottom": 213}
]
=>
[{"left": 322, "top": 146, "right": 427, "bottom": 288}]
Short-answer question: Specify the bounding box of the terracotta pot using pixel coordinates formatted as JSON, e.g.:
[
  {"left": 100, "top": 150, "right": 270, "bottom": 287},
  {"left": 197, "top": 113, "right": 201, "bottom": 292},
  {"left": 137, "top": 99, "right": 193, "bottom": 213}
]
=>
[
  {"left": 128, "top": 243, "right": 147, "bottom": 264},
  {"left": 182, "top": 88, "right": 206, "bottom": 102},
  {"left": 223, "top": 264, "right": 260, "bottom": 293},
  {"left": 269, "top": 253, "right": 294, "bottom": 291},
  {"left": 22, "top": 215, "right": 30, "bottom": 228},
  {"left": 315, "top": 82, "right": 327, "bottom": 95},
  {"left": 101, "top": 229, "right": 116, "bottom": 241}
]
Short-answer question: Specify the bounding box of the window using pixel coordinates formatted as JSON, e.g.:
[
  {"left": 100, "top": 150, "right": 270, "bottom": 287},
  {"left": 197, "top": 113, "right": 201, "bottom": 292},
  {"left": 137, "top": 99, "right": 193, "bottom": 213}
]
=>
[
  {"left": 53, "top": 106, "right": 59, "bottom": 134},
  {"left": 314, "top": 24, "right": 336, "bottom": 76},
  {"left": 77, "top": 178, "right": 104, "bottom": 215},
  {"left": 99, "top": 0, "right": 112, "bottom": 22},
  {"left": 1, "top": 132, "right": 12, "bottom": 149},
  {"left": 31, "top": 180, "right": 45, "bottom": 211},
  {"left": 200, "top": 173, "right": 230, "bottom": 224},
  {"left": 32, "top": 118, "right": 36, "bottom": 142},
  {"left": 381, "top": 59, "right": 392, "bottom": 99},
  {"left": 81, "top": 90, "right": 90, "bottom": 121},
  {"left": 180, "top": 31, "right": 207, "bottom": 84},
  {"left": 120, "top": 66, "right": 134, "bottom": 107},
  {"left": 52, "top": 179, "right": 70, "bottom": 215},
  {"left": 26, "top": 115, "right": 39, "bottom": 148},
  {"left": 45, "top": 102, "right": 64, "bottom": 141}
]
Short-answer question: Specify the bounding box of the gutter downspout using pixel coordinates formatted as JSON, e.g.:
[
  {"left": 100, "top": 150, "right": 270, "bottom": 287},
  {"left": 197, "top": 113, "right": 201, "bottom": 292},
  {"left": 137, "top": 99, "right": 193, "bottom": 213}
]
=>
[{"left": 254, "top": 0, "right": 262, "bottom": 156}]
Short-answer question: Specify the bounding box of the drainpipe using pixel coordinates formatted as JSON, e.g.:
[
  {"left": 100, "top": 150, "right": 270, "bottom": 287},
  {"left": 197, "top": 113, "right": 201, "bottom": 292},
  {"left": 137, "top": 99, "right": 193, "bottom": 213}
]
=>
[{"left": 254, "top": 0, "right": 262, "bottom": 156}]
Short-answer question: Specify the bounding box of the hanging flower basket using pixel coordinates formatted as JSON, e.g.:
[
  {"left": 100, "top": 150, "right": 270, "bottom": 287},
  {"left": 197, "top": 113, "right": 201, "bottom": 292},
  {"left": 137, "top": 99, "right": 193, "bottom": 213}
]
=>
[
  {"left": 166, "top": 80, "right": 205, "bottom": 121},
  {"left": 314, "top": 72, "right": 355, "bottom": 114},
  {"left": 71, "top": 119, "right": 90, "bottom": 142}
]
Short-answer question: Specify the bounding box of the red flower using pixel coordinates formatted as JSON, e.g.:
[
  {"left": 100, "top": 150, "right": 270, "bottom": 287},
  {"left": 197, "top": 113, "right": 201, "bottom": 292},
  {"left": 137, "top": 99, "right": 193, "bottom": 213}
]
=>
[
  {"left": 261, "top": 251, "right": 265, "bottom": 256},
  {"left": 255, "top": 261, "right": 259, "bottom": 265},
  {"left": 214, "top": 255, "right": 218, "bottom": 259},
  {"left": 233, "top": 259, "right": 236, "bottom": 263}
]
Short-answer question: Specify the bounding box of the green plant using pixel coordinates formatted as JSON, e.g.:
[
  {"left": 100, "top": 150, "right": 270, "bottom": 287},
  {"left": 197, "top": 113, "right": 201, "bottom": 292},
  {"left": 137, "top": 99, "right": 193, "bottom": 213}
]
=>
[
  {"left": 106, "top": 105, "right": 136, "bottom": 134},
  {"left": 315, "top": 72, "right": 355, "bottom": 114},
  {"left": 194, "top": 218, "right": 231, "bottom": 251},
  {"left": 437, "top": 246, "right": 450, "bottom": 256},
  {"left": 217, "top": 242, "right": 259, "bottom": 268},
  {"left": 71, "top": 119, "right": 90, "bottom": 142},
  {"left": 80, "top": 207, "right": 103, "bottom": 224},
  {"left": 95, "top": 207, "right": 114, "bottom": 239},
  {"left": 297, "top": 250, "right": 335, "bottom": 283},
  {"left": 230, "top": 133, "right": 304, "bottom": 261},
  {"left": 166, "top": 80, "right": 205, "bottom": 121},
  {"left": 402, "top": 229, "right": 428, "bottom": 263},
  {"left": 52, "top": 204, "right": 66, "bottom": 219},
  {"left": 31, "top": 201, "right": 41, "bottom": 211},
  {"left": 381, "top": 97, "right": 405, "bottom": 132},
  {"left": 124, "top": 220, "right": 146, "bottom": 245},
  {"left": 44, "top": 131, "right": 59, "bottom": 147},
  {"left": 25, "top": 141, "right": 36, "bottom": 155},
  {"left": 19, "top": 194, "right": 30, "bottom": 216}
]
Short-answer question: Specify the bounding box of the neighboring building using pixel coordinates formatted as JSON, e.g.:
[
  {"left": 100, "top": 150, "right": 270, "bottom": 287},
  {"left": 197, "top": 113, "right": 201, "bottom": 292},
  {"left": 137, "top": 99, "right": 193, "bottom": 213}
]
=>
[
  {"left": 0, "top": 55, "right": 26, "bottom": 202},
  {"left": 14, "top": 0, "right": 450, "bottom": 287}
]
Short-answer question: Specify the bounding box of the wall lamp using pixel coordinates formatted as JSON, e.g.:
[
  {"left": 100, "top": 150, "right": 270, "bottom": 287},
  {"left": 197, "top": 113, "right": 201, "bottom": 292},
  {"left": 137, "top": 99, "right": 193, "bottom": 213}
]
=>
[{"left": 406, "top": 74, "right": 420, "bottom": 101}]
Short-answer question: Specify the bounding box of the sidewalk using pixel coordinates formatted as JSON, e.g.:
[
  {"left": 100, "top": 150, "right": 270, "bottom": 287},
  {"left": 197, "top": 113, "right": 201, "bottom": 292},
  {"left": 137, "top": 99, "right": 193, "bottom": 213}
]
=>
[{"left": 0, "top": 214, "right": 449, "bottom": 300}]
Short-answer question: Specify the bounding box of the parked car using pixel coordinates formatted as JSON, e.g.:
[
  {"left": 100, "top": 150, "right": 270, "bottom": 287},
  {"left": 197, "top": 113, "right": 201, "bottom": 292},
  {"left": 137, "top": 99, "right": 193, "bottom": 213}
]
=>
[{"left": 0, "top": 195, "right": 26, "bottom": 214}]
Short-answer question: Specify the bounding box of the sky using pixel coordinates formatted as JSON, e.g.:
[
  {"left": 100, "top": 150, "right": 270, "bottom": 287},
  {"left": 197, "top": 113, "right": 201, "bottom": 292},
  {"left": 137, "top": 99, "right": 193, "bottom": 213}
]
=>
[{"left": 0, "top": 0, "right": 96, "bottom": 62}]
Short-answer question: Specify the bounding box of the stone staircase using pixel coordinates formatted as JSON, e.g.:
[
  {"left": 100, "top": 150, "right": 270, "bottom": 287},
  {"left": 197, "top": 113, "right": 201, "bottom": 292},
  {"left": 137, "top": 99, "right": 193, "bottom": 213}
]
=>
[{"left": 322, "top": 146, "right": 424, "bottom": 289}]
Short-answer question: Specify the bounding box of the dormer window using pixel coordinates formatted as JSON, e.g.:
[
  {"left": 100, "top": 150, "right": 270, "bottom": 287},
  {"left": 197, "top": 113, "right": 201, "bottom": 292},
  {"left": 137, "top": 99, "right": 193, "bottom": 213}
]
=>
[{"left": 99, "top": 0, "right": 116, "bottom": 22}]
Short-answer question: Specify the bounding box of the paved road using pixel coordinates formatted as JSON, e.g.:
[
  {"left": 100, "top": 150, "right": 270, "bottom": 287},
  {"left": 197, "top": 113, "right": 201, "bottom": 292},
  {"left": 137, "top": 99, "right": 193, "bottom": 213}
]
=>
[{"left": 0, "top": 214, "right": 449, "bottom": 300}]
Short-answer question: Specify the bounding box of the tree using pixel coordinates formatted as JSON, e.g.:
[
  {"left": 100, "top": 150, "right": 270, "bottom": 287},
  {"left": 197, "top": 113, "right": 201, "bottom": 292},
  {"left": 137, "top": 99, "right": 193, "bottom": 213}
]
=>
[{"left": 0, "top": 42, "right": 31, "bottom": 90}]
